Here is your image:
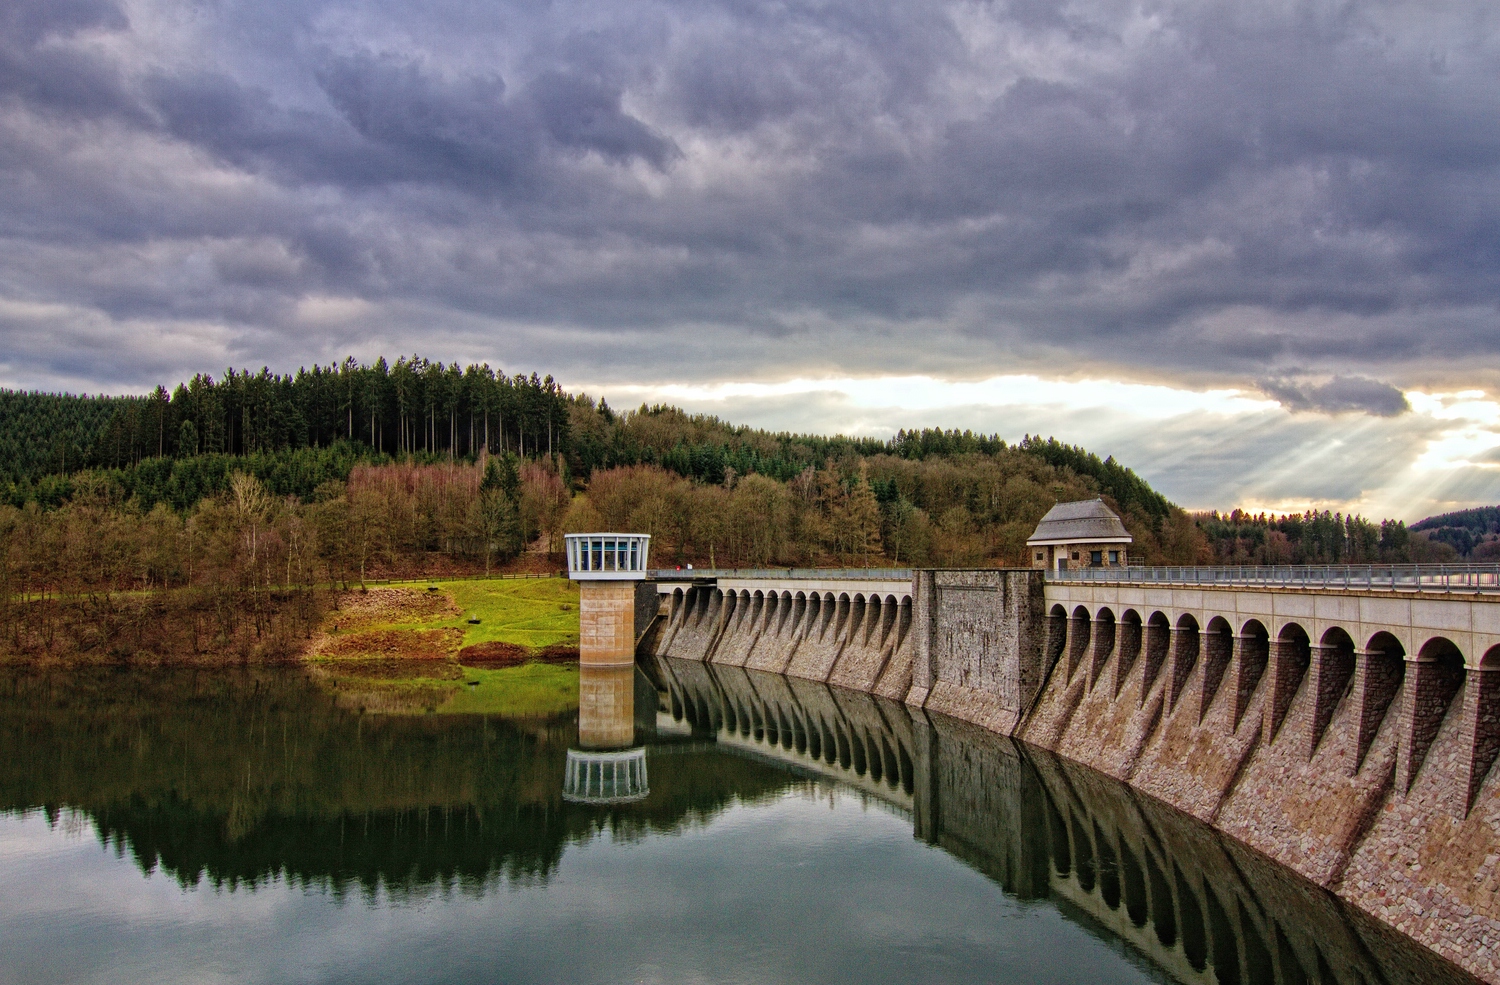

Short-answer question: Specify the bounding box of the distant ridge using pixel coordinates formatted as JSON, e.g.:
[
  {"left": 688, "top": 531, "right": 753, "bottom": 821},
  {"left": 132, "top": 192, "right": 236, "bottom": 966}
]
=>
[
  {"left": 1410, "top": 506, "right": 1500, "bottom": 559},
  {"left": 0, "top": 358, "right": 1174, "bottom": 525}
]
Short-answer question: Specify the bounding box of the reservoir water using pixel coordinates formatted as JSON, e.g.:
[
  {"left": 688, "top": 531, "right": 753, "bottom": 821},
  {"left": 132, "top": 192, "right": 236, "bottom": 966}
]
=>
[{"left": 0, "top": 657, "right": 1479, "bottom": 985}]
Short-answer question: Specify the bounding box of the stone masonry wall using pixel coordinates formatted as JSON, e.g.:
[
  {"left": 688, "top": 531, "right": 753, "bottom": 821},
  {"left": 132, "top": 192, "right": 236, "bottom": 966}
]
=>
[{"left": 909, "top": 569, "right": 1047, "bottom": 734}]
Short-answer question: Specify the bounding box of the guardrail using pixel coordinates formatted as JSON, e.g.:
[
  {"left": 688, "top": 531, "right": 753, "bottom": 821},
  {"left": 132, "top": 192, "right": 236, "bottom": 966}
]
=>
[
  {"left": 649, "top": 567, "right": 913, "bottom": 581},
  {"left": 360, "top": 571, "right": 564, "bottom": 585},
  {"left": 1049, "top": 564, "right": 1500, "bottom": 594}
]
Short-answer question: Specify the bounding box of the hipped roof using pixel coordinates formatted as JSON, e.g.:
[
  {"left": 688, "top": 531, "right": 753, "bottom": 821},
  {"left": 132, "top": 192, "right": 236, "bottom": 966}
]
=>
[{"left": 1026, "top": 498, "right": 1133, "bottom": 546}]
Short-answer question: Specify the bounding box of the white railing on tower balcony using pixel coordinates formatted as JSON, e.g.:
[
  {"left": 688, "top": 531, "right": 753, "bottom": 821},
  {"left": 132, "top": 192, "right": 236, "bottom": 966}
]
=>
[
  {"left": 565, "top": 533, "right": 651, "bottom": 578},
  {"left": 1047, "top": 563, "right": 1500, "bottom": 594}
]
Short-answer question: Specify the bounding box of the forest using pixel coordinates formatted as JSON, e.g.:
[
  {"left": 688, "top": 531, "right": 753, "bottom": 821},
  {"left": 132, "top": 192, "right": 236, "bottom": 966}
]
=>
[
  {"left": 0, "top": 357, "right": 571, "bottom": 492},
  {"left": 1410, "top": 507, "right": 1500, "bottom": 560},
  {"left": 0, "top": 355, "right": 1469, "bottom": 663},
  {"left": 1192, "top": 508, "right": 1453, "bottom": 565}
]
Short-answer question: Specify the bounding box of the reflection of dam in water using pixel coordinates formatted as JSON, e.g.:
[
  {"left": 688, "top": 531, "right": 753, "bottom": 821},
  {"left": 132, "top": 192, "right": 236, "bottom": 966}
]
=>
[
  {"left": 646, "top": 655, "right": 1475, "bottom": 985},
  {"left": 656, "top": 655, "right": 917, "bottom": 814},
  {"left": 564, "top": 665, "right": 650, "bottom": 804}
]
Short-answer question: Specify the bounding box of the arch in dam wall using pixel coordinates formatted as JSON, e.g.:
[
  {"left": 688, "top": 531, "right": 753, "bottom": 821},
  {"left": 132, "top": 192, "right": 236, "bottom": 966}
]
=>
[
  {"left": 1034, "top": 582, "right": 1500, "bottom": 824},
  {"left": 647, "top": 581, "right": 917, "bottom": 701},
  {"left": 1043, "top": 581, "right": 1500, "bottom": 671},
  {"left": 1034, "top": 593, "right": 1500, "bottom": 816}
]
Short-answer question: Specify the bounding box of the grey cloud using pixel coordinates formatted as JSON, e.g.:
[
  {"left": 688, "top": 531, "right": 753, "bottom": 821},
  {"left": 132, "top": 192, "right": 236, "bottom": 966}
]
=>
[
  {"left": 2, "top": 0, "right": 127, "bottom": 47},
  {"left": 528, "top": 70, "right": 679, "bottom": 168},
  {"left": 314, "top": 55, "right": 536, "bottom": 186},
  {"left": 0, "top": 0, "right": 135, "bottom": 121},
  {"left": 143, "top": 52, "right": 680, "bottom": 196},
  {"left": 2, "top": 0, "right": 1500, "bottom": 394},
  {"left": 1259, "top": 376, "right": 1412, "bottom": 417}
]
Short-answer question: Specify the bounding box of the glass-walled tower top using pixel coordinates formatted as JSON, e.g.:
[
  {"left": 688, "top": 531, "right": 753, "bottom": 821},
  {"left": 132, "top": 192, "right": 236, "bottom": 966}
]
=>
[{"left": 565, "top": 533, "right": 651, "bottom": 580}]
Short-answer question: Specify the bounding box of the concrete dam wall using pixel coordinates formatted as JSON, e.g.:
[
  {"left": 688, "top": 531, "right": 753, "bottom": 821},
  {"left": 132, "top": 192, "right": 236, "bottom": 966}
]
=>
[{"left": 643, "top": 569, "right": 1500, "bottom": 983}]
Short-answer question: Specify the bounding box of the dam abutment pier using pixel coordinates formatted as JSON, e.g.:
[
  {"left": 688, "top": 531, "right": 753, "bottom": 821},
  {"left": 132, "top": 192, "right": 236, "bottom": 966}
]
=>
[
  {"left": 910, "top": 569, "right": 1049, "bottom": 733},
  {"left": 643, "top": 559, "right": 1500, "bottom": 982}
]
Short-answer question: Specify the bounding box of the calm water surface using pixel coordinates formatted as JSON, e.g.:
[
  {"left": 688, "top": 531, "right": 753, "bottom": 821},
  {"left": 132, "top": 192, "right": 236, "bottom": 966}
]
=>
[{"left": 0, "top": 658, "right": 1477, "bottom": 985}]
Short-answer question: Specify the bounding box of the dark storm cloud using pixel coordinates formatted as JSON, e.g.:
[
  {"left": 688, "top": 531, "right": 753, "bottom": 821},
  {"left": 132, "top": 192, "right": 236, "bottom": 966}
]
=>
[
  {"left": 2, "top": 0, "right": 1499, "bottom": 393},
  {"left": 1259, "top": 375, "right": 1412, "bottom": 417},
  {"left": 0, "top": 0, "right": 136, "bottom": 121}
]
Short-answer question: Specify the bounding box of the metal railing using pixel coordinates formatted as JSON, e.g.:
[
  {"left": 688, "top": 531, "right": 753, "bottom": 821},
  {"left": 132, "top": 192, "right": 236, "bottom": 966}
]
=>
[
  {"left": 1048, "top": 563, "right": 1500, "bottom": 595},
  {"left": 649, "top": 567, "right": 913, "bottom": 582},
  {"left": 348, "top": 571, "right": 564, "bottom": 585}
]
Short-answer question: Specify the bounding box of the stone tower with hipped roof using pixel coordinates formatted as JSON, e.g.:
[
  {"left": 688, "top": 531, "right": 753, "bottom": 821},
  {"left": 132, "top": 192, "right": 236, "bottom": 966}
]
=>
[{"left": 1026, "top": 499, "right": 1132, "bottom": 571}]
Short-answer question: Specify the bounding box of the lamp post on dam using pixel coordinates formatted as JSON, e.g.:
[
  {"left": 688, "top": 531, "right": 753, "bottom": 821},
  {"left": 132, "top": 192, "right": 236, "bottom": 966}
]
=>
[{"left": 563, "top": 533, "right": 652, "bottom": 803}]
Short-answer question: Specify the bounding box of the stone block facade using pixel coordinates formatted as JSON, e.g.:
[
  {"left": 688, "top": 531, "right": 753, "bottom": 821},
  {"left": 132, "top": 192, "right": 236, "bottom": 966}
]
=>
[
  {"left": 1030, "top": 542, "right": 1131, "bottom": 569},
  {"left": 910, "top": 569, "right": 1047, "bottom": 734},
  {"left": 579, "top": 580, "right": 638, "bottom": 667}
]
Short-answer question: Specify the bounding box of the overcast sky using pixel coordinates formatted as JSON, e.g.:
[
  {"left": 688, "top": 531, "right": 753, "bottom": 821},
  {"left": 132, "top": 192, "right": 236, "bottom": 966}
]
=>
[{"left": 1, "top": 0, "right": 1498, "bottom": 519}]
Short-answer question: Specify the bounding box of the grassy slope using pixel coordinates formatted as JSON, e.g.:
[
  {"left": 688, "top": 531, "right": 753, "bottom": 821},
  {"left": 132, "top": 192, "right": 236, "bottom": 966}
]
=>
[
  {"left": 310, "top": 577, "right": 583, "bottom": 717},
  {"left": 439, "top": 578, "right": 580, "bottom": 650}
]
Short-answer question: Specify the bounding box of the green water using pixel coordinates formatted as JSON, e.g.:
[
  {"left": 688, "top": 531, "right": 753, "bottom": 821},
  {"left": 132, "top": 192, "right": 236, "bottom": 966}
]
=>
[{"left": 0, "top": 659, "right": 1476, "bottom": 985}]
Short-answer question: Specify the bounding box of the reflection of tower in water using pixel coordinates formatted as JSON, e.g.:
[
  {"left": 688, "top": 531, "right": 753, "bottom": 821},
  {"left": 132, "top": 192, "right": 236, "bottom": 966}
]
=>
[
  {"left": 564, "top": 666, "right": 649, "bottom": 803},
  {"left": 562, "top": 533, "right": 651, "bottom": 804},
  {"left": 577, "top": 665, "right": 637, "bottom": 749}
]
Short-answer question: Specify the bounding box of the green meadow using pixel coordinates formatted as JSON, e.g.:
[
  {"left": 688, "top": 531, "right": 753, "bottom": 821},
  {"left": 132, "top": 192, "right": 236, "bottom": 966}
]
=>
[
  {"left": 437, "top": 577, "right": 581, "bottom": 650},
  {"left": 310, "top": 576, "right": 583, "bottom": 717}
]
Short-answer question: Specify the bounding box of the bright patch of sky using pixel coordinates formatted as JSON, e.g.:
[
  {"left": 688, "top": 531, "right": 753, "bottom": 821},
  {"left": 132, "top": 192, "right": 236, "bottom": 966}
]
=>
[{"left": 590, "top": 376, "right": 1500, "bottom": 523}]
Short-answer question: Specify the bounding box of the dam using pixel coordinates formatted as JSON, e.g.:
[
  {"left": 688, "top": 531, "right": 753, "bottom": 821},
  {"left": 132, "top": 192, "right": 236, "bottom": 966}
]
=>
[{"left": 641, "top": 561, "right": 1500, "bottom": 983}]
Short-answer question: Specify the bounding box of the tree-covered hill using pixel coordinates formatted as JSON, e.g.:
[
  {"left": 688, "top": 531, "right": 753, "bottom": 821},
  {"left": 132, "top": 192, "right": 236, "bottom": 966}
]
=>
[
  {"left": 0, "top": 355, "right": 1452, "bottom": 570},
  {"left": 0, "top": 355, "right": 1206, "bottom": 571},
  {"left": 0, "top": 356, "right": 1168, "bottom": 523},
  {"left": 1410, "top": 506, "right": 1500, "bottom": 559}
]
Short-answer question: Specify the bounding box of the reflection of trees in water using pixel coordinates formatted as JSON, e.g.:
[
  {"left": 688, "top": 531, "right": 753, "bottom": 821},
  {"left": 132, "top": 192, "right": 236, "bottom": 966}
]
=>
[
  {"left": 0, "top": 667, "right": 793, "bottom": 894},
  {"left": 652, "top": 657, "right": 1478, "bottom": 985}
]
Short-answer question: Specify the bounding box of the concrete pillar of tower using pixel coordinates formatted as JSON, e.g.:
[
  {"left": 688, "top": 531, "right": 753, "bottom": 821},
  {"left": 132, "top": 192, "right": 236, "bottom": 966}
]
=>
[
  {"left": 566, "top": 532, "right": 654, "bottom": 763},
  {"left": 579, "top": 581, "right": 638, "bottom": 668}
]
